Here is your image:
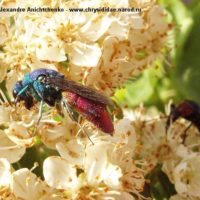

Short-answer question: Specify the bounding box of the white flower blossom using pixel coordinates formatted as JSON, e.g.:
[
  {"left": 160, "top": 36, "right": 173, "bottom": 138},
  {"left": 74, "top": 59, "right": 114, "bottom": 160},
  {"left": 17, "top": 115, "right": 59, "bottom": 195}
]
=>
[
  {"left": 0, "top": 130, "right": 25, "bottom": 163},
  {"left": 0, "top": 159, "right": 67, "bottom": 200},
  {"left": 173, "top": 154, "right": 200, "bottom": 198},
  {"left": 0, "top": 0, "right": 170, "bottom": 89},
  {"left": 43, "top": 117, "right": 146, "bottom": 199},
  {"left": 0, "top": 158, "right": 11, "bottom": 186}
]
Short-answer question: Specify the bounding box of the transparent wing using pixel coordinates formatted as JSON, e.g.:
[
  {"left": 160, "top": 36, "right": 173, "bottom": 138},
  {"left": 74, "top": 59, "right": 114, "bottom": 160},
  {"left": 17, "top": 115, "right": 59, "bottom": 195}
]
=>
[{"left": 46, "top": 77, "right": 112, "bottom": 105}]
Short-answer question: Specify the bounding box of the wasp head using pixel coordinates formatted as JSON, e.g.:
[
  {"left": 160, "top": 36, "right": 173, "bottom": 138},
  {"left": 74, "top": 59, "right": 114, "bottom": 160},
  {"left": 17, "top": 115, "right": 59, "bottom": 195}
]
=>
[
  {"left": 12, "top": 81, "right": 34, "bottom": 109},
  {"left": 166, "top": 103, "right": 180, "bottom": 133},
  {"left": 13, "top": 81, "right": 23, "bottom": 100}
]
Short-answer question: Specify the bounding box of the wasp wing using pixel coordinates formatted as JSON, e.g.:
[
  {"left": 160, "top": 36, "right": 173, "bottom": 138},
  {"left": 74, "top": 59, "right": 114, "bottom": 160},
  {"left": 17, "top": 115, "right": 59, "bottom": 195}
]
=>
[{"left": 47, "top": 77, "right": 112, "bottom": 105}]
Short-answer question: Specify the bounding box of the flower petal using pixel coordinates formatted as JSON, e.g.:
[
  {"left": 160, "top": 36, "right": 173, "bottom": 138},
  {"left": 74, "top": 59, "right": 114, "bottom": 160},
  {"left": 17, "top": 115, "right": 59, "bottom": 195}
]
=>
[
  {"left": 56, "top": 140, "right": 84, "bottom": 166},
  {"left": 5, "top": 122, "right": 34, "bottom": 147},
  {"left": 0, "top": 130, "right": 25, "bottom": 163},
  {"left": 11, "top": 168, "right": 50, "bottom": 200},
  {"left": 173, "top": 154, "right": 200, "bottom": 197},
  {"left": 0, "top": 158, "right": 11, "bottom": 186},
  {"left": 85, "top": 142, "right": 111, "bottom": 185},
  {"left": 103, "top": 164, "right": 122, "bottom": 189},
  {"left": 80, "top": 14, "right": 112, "bottom": 42},
  {"left": 99, "top": 190, "right": 135, "bottom": 200},
  {"left": 69, "top": 41, "right": 101, "bottom": 67},
  {"left": 36, "top": 39, "right": 66, "bottom": 62},
  {"left": 43, "top": 156, "right": 78, "bottom": 190}
]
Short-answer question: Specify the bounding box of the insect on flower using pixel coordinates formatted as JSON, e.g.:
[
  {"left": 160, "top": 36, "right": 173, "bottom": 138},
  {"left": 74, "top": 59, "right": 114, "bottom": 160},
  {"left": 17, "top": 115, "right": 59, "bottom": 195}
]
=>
[
  {"left": 12, "top": 68, "right": 114, "bottom": 137},
  {"left": 166, "top": 100, "right": 200, "bottom": 142}
]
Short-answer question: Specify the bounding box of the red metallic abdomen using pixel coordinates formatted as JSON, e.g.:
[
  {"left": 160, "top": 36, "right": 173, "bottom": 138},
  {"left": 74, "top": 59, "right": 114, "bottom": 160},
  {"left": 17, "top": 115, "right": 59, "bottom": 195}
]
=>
[{"left": 64, "top": 92, "right": 114, "bottom": 135}]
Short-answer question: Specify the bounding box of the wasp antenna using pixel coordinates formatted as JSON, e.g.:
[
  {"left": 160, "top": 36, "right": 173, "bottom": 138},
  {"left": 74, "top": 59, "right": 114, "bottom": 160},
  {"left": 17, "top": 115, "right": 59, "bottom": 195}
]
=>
[{"left": 182, "top": 122, "right": 192, "bottom": 144}]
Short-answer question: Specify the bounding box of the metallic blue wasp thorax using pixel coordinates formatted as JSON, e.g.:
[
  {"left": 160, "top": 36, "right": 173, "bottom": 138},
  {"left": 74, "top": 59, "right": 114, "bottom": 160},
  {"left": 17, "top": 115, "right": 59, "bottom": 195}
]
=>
[
  {"left": 22, "top": 68, "right": 64, "bottom": 86},
  {"left": 22, "top": 74, "right": 30, "bottom": 86}
]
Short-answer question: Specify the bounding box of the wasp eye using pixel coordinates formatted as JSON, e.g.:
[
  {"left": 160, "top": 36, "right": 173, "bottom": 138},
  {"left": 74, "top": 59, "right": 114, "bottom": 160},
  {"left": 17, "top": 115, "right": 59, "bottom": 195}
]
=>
[
  {"left": 12, "top": 89, "right": 18, "bottom": 98},
  {"left": 37, "top": 75, "right": 46, "bottom": 83}
]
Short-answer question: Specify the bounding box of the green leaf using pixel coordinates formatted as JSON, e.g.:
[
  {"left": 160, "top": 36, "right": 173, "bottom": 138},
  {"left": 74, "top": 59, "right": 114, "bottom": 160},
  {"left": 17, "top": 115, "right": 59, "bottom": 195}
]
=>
[
  {"left": 160, "top": 0, "right": 193, "bottom": 62},
  {"left": 124, "top": 70, "right": 156, "bottom": 107},
  {"left": 114, "top": 64, "right": 167, "bottom": 108},
  {"left": 173, "top": 5, "right": 200, "bottom": 102},
  {"left": 148, "top": 165, "right": 176, "bottom": 200}
]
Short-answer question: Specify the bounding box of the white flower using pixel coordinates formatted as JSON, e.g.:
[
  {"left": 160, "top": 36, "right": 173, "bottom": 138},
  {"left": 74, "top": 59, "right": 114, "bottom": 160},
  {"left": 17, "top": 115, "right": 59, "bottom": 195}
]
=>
[
  {"left": 5, "top": 69, "right": 21, "bottom": 98},
  {"left": 0, "top": 0, "right": 170, "bottom": 93},
  {"left": 0, "top": 130, "right": 25, "bottom": 163},
  {"left": 35, "top": 39, "right": 66, "bottom": 62},
  {"left": 138, "top": 118, "right": 167, "bottom": 163},
  {"left": 5, "top": 121, "right": 35, "bottom": 147},
  {"left": 43, "top": 153, "right": 134, "bottom": 199},
  {"left": 38, "top": 115, "right": 79, "bottom": 149},
  {"left": 170, "top": 194, "right": 199, "bottom": 200},
  {"left": 0, "top": 159, "right": 67, "bottom": 200},
  {"left": 173, "top": 154, "right": 200, "bottom": 197},
  {"left": 114, "top": 118, "right": 137, "bottom": 150},
  {"left": 43, "top": 116, "right": 146, "bottom": 199},
  {"left": 0, "top": 22, "right": 8, "bottom": 44},
  {"left": 103, "top": 164, "right": 122, "bottom": 189},
  {"left": 0, "top": 102, "right": 36, "bottom": 150},
  {"left": 97, "top": 190, "right": 135, "bottom": 200},
  {"left": 0, "top": 158, "right": 11, "bottom": 186},
  {"left": 108, "top": 19, "right": 129, "bottom": 40},
  {"left": 11, "top": 168, "right": 49, "bottom": 200},
  {"left": 80, "top": 14, "right": 112, "bottom": 42},
  {"left": 56, "top": 139, "right": 84, "bottom": 166},
  {"left": 28, "top": 56, "right": 58, "bottom": 71},
  {"left": 43, "top": 156, "right": 79, "bottom": 190},
  {"left": 84, "top": 141, "right": 122, "bottom": 187},
  {"left": 170, "top": 194, "right": 191, "bottom": 200},
  {"left": 68, "top": 41, "right": 101, "bottom": 67}
]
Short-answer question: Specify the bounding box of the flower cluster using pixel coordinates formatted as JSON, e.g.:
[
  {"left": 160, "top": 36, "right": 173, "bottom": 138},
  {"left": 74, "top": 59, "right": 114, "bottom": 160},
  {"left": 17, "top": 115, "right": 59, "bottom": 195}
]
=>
[
  {"left": 131, "top": 106, "right": 200, "bottom": 200},
  {"left": 0, "top": 0, "right": 170, "bottom": 95},
  {"left": 0, "top": 0, "right": 173, "bottom": 199}
]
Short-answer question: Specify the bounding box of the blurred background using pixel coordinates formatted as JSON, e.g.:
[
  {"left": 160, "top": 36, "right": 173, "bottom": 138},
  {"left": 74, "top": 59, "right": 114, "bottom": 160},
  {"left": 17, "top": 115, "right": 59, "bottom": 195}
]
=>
[{"left": 115, "top": 0, "right": 200, "bottom": 113}]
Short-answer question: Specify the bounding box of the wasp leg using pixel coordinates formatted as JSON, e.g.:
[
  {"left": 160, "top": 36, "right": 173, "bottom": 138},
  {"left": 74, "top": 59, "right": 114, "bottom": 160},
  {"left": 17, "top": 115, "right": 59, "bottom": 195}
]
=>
[
  {"left": 77, "top": 124, "right": 94, "bottom": 145},
  {"left": 62, "top": 99, "right": 94, "bottom": 145},
  {"left": 55, "top": 102, "right": 64, "bottom": 117},
  {"left": 62, "top": 98, "right": 77, "bottom": 121},
  {"left": 33, "top": 99, "right": 44, "bottom": 136},
  {"left": 182, "top": 122, "right": 192, "bottom": 144},
  {"left": 165, "top": 117, "right": 171, "bottom": 135}
]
